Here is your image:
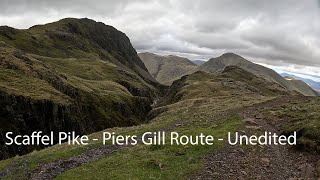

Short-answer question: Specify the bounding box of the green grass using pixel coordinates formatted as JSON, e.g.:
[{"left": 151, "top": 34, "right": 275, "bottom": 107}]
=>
[
  {"left": 0, "top": 67, "right": 70, "bottom": 104},
  {"left": 0, "top": 37, "right": 157, "bottom": 167},
  {"left": 0, "top": 85, "right": 268, "bottom": 179},
  {"left": 32, "top": 54, "right": 149, "bottom": 92},
  {"left": 259, "top": 97, "right": 320, "bottom": 153},
  {"left": 0, "top": 57, "right": 279, "bottom": 179},
  {"left": 278, "top": 98, "right": 320, "bottom": 152},
  {"left": 55, "top": 115, "right": 242, "bottom": 180}
]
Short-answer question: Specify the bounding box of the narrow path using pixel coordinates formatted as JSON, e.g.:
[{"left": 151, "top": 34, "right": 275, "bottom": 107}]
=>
[
  {"left": 192, "top": 96, "right": 320, "bottom": 179},
  {"left": 28, "top": 101, "right": 198, "bottom": 180},
  {"left": 30, "top": 145, "right": 123, "bottom": 180}
]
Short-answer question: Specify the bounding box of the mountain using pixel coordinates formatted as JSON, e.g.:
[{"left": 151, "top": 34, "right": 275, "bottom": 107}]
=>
[
  {"left": 0, "top": 18, "right": 162, "bottom": 159},
  {"left": 1, "top": 50, "right": 319, "bottom": 179},
  {"left": 192, "top": 60, "right": 206, "bottom": 65},
  {"left": 281, "top": 73, "right": 320, "bottom": 91},
  {"left": 138, "top": 52, "right": 197, "bottom": 85},
  {"left": 3, "top": 64, "right": 318, "bottom": 180},
  {"left": 161, "top": 66, "right": 293, "bottom": 106},
  {"left": 0, "top": 18, "right": 156, "bottom": 85},
  {"left": 198, "top": 53, "right": 318, "bottom": 96},
  {"left": 284, "top": 77, "right": 319, "bottom": 96}
]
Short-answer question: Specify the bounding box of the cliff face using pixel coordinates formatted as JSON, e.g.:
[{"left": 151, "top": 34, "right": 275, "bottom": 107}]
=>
[
  {"left": 0, "top": 90, "right": 152, "bottom": 159},
  {"left": 0, "top": 91, "right": 78, "bottom": 158},
  {"left": 0, "top": 19, "right": 159, "bottom": 159}
]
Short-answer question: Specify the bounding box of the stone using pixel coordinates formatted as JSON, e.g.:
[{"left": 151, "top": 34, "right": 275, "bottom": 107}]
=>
[
  {"left": 238, "top": 148, "right": 245, "bottom": 154},
  {"left": 241, "top": 171, "right": 248, "bottom": 176},
  {"left": 316, "top": 160, "right": 320, "bottom": 174},
  {"left": 175, "top": 123, "right": 182, "bottom": 127},
  {"left": 270, "top": 111, "right": 277, "bottom": 116},
  {"left": 213, "top": 172, "right": 219, "bottom": 176},
  {"left": 299, "top": 163, "right": 314, "bottom": 178},
  {"left": 261, "top": 158, "right": 270, "bottom": 164},
  {"left": 255, "top": 114, "right": 263, "bottom": 119},
  {"left": 245, "top": 125, "right": 262, "bottom": 130},
  {"left": 243, "top": 118, "right": 258, "bottom": 125}
]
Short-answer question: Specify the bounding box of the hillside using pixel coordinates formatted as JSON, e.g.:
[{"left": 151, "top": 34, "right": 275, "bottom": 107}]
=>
[
  {"left": 284, "top": 77, "right": 319, "bottom": 96},
  {"left": 138, "top": 52, "right": 197, "bottom": 85},
  {"left": 0, "top": 18, "right": 162, "bottom": 159},
  {"left": 0, "top": 18, "right": 157, "bottom": 84},
  {"left": 198, "top": 53, "right": 318, "bottom": 96},
  {"left": 281, "top": 73, "right": 320, "bottom": 91},
  {"left": 1, "top": 65, "right": 318, "bottom": 179}
]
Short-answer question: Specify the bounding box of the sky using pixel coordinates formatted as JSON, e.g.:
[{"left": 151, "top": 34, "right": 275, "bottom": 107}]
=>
[{"left": 1, "top": 0, "right": 320, "bottom": 81}]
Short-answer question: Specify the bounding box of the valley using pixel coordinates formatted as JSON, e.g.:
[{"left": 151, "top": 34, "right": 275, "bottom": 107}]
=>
[{"left": 0, "top": 18, "right": 319, "bottom": 179}]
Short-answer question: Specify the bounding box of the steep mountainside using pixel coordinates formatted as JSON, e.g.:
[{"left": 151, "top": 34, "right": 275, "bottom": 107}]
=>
[
  {"left": 284, "top": 77, "right": 319, "bottom": 96},
  {"left": 281, "top": 73, "right": 320, "bottom": 91},
  {"left": 0, "top": 18, "right": 157, "bottom": 85},
  {"left": 0, "top": 18, "right": 162, "bottom": 159},
  {"left": 138, "top": 52, "right": 197, "bottom": 85},
  {"left": 198, "top": 53, "right": 318, "bottom": 96}
]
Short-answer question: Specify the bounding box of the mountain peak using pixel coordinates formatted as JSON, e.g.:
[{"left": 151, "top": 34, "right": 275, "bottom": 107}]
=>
[
  {"left": 0, "top": 18, "right": 157, "bottom": 84},
  {"left": 220, "top": 52, "right": 243, "bottom": 58},
  {"left": 218, "top": 52, "right": 246, "bottom": 60},
  {"left": 138, "top": 52, "right": 197, "bottom": 85}
]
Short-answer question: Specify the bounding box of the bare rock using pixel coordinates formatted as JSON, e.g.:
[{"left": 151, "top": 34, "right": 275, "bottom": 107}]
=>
[
  {"left": 241, "top": 170, "right": 248, "bottom": 176},
  {"left": 243, "top": 118, "right": 258, "bottom": 125},
  {"left": 246, "top": 125, "right": 262, "bottom": 131},
  {"left": 175, "top": 123, "right": 182, "bottom": 127},
  {"left": 255, "top": 114, "right": 263, "bottom": 119},
  {"left": 261, "top": 158, "right": 270, "bottom": 164}
]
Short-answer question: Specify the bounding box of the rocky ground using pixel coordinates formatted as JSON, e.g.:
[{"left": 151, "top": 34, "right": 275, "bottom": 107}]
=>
[
  {"left": 1, "top": 96, "right": 319, "bottom": 179},
  {"left": 192, "top": 96, "right": 320, "bottom": 179}
]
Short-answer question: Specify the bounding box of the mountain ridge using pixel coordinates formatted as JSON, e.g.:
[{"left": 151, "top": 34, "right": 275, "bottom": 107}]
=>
[
  {"left": 281, "top": 73, "right": 320, "bottom": 91},
  {"left": 197, "top": 53, "right": 318, "bottom": 96},
  {"left": 0, "top": 18, "right": 157, "bottom": 85},
  {"left": 138, "top": 52, "right": 197, "bottom": 85},
  {"left": 0, "top": 18, "right": 162, "bottom": 159}
]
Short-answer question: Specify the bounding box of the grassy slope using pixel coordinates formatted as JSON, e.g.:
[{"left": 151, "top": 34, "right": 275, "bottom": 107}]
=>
[
  {"left": 0, "top": 18, "right": 160, "bottom": 159},
  {"left": 0, "top": 18, "right": 156, "bottom": 84},
  {"left": 55, "top": 68, "right": 293, "bottom": 179},
  {"left": 0, "top": 68, "right": 278, "bottom": 179},
  {"left": 0, "top": 41, "right": 152, "bottom": 125},
  {"left": 0, "top": 18, "right": 160, "bottom": 120},
  {"left": 0, "top": 66, "right": 70, "bottom": 104},
  {"left": 285, "top": 79, "right": 318, "bottom": 96},
  {"left": 260, "top": 97, "right": 320, "bottom": 152},
  {"left": 138, "top": 52, "right": 198, "bottom": 85}
]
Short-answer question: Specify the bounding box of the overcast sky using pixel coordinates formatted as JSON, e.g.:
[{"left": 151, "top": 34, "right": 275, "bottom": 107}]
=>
[{"left": 1, "top": 0, "right": 320, "bottom": 79}]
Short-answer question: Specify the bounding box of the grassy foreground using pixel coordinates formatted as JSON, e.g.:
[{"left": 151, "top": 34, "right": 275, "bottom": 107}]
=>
[{"left": 0, "top": 70, "right": 274, "bottom": 179}]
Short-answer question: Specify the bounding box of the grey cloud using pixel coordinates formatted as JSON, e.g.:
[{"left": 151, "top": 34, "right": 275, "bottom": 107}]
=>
[{"left": 0, "top": 0, "right": 320, "bottom": 71}]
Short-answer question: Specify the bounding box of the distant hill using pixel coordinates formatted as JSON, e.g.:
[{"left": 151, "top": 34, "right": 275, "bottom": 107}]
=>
[
  {"left": 281, "top": 73, "right": 320, "bottom": 91},
  {"left": 138, "top": 52, "right": 197, "bottom": 85},
  {"left": 192, "top": 60, "right": 206, "bottom": 65},
  {"left": 283, "top": 77, "right": 319, "bottom": 96},
  {"left": 197, "top": 53, "right": 318, "bottom": 96}
]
